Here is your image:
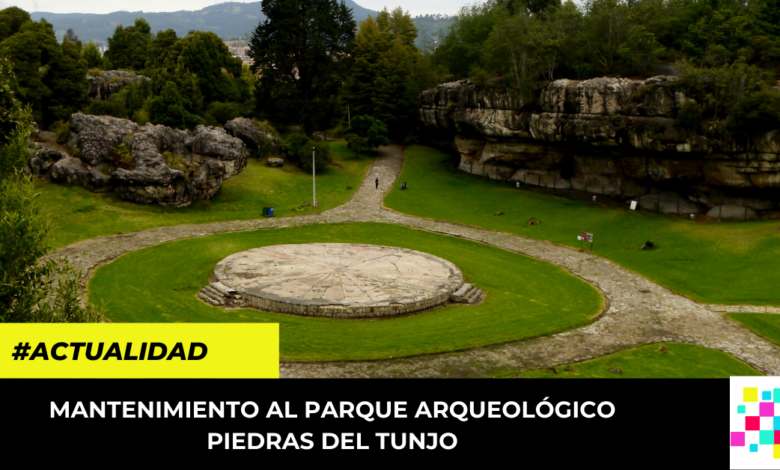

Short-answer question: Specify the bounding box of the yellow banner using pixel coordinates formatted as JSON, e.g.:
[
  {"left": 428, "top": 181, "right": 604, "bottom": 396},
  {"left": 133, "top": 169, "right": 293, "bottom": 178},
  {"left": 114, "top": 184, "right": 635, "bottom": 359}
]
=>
[{"left": 0, "top": 324, "right": 278, "bottom": 378}]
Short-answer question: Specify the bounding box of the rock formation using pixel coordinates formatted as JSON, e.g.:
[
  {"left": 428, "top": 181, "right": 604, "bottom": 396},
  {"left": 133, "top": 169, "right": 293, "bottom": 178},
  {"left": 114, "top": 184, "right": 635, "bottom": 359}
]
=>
[
  {"left": 46, "top": 113, "right": 248, "bottom": 207},
  {"left": 87, "top": 71, "right": 150, "bottom": 101},
  {"left": 419, "top": 77, "right": 780, "bottom": 214},
  {"left": 224, "top": 117, "right": 281, "bottom": 153}
]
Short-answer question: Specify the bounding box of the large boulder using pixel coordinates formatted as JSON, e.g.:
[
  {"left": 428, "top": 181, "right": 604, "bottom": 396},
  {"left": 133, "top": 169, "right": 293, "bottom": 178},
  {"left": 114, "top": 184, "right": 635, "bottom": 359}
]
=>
[
  {"left": 51, "top": 157, "right": 112, "bottom": 192},
  {"left": 48, "top": 114, "right": 250, "bottom": 207},
  {"left": 69, "top": 113, "right": 139, "bottom": 165},
  {"left": 266, "top": 157, "right": 284, "bottom": 167},
  {"left": 87, "top": 70, "right": 150, "bottom": 101},
  {"left": 28, "top": 144, "right": 65, "bottom": 177},
  {"left": 188, "top": 125, "right": 248, "bottom": 178},
  {"left": 224, "top": 117, "right": 280, "bottom": 152}
]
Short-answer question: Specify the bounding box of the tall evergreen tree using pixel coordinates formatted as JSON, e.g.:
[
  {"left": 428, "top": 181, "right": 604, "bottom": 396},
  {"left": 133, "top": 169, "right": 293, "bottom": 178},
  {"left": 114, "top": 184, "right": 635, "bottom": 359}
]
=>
[
  {"left": 105, "top": 18, "right": 152, "bottom": 70},
  {"left": 248, "top": 0, "right": 356, "bottom": 134},
  {"left": 43, "top": 38, "right": 89, "bottom": 125},
  {"left": 82, "top": 40, "right": 103, "bottom": 68},
  {"left": 0, "top": 19, "right": 61, "bottom": 123},
  {"left": 342, "top": 8, "right": 420, "bottom": 138},
  {"left": 342, "top": 16, "right": 385, "bottom": 117}
]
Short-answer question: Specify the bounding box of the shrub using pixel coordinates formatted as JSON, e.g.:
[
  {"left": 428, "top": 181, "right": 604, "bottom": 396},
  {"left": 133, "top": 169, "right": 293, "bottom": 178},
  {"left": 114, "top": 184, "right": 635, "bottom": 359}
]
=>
[
  {"left": 162, "top": 150, "right": 187, "bottom": 175},
  {"left": 87, "top": 100, "right": 118, "bottom": 117},
  {"left": 112, "top": 143, "right": 134, "bottom": 169},
  {"left": 252, "top": 119, "right": 279, "bottom": 138},
  {"left": 728, "top": 90, "right": 780, "bottom": 136},
  {"left": 345, "top": 133, "right": 369, "bottom": 153},
  {"left": 54, "top": 121, "right": 70, "bottom": 144},
  {"left": 206, "top": 102, "right": 241, "bottom": 125},
  {"left": 348, "top": 115, "right": 389, "bottom": 150},
  {"left": 184, "top": 112, "right": 206, "bottom": 129},
  {"left": 676, "top": 101, "right": 703, "bottom": 131},
  {"left": 132, "top": 109, "right": 149, "bottom": 126},
  {"left": 280, "top": 133, "right": 331, "bottom": 173},
  {"left": 280, "top": 133, "right": 311, "bottom": 165},
  {"left": 257, "top": 139, "right": 274, "bottom": 159}
]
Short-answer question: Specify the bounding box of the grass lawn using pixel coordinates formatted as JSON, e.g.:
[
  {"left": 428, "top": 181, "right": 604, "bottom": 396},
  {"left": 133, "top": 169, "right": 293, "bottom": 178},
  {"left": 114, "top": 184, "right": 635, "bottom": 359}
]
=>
[
  {"left": 38, "top": 141, "right": 372, "bottom": 248},
  {"left": 728, "top": 313, "right": 780, "bottom": 346},
  {"left": 499, "top": 343, "right": 761, "bottom": 378},
  {"left": 88, "top": 223, "right": 604, "bottom": 361},
  {"left": 385, "top": 145, "right": 780, "bottom": 306}
]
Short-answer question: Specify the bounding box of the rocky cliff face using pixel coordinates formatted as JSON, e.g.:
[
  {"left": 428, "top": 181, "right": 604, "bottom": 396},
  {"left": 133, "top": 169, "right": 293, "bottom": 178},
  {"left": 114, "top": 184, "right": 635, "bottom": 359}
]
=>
[
  {"left": 419, "top": 77, "right": 780, "bottom": 214},
  {"left": 44, "top": 113, "right": 249, "bottom": 207}
]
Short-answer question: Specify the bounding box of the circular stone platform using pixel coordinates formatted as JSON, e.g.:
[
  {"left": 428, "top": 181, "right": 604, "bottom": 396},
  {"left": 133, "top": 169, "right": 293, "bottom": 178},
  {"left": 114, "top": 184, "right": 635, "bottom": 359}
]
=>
[{"left": 212, "top": 243, "right": 465, "bottom": 318}]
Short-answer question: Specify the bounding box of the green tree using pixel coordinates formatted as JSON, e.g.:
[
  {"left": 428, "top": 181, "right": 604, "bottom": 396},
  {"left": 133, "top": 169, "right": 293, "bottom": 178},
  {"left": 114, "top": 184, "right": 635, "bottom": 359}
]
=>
[
  {"left": 43, "top": 38, "right": 89, "bottom": 126},
  {"left": 249, "top": 0, "right": 356, "bottom": 135},
  {"left": 343, "top": 9, "right": 420, "bottom": 138},
  {"left": 0, "top": 56, "right": 22, "bottom": 149},
  {"left": 174, "top": 31, "right": 243, "bottom": 105},
  {"left": 345, "top": 115, "right": 389, "bottom": 152},
  {"left": 148, "top": 81, "right": 187, "bottom": 128},
  {"left": 343, "top": 16, "right": 387, "bottom": 118},
  {"left": 0, "top": 19, "right": 62, "bottom": 123},
  {"left": 0, "top": 63, "right": 102, "bottom": 323},
  {"left": 82, "top": 39, "right": 103, "bottom": 69},
  {"left": 105, "top": 18, "right": 152, "bottom": 70},
  {"left": 432, "top": 2, "right": 500, "bottom": 79},
  {"left": 618, "top": 25, "right": 665, "bottom": 75},
  {"left": 279, "top": 133, "right": 332, "bottom": 173},
  {"left": 372, "top": 37, "right": 418, "bottom": 138},
  {"left": 0, "top": 6, "right": 31, "bottom": 42},
  {"left": 376, "top": 7, "right": 418, "bottom": 48},
  {"left": 584, "top": 0, "right": 630, "bottom": 74},
  {"left": 145, "top": 29, "right": 179, "bottom": 70}
]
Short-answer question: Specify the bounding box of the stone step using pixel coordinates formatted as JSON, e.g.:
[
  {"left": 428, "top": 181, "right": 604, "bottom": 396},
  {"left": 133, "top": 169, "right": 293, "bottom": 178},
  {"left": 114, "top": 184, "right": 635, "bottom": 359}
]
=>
[
  {"left": 210, "top": 282, "right": 237, "bottom": 296},
  {"left": 203, "top": 285, "right": 226, "bottom": 299},
  {"left": 199, "top": 288, "right": 225, "bottom": 305},
  {"left": 198, "top": 292, "right": 222, "bottom": 306},
  {"left": 450, "top": 283, "right": 477, "bottom": 303},
  {"left": 465, "top": 288, "right": 482, "bottom": 303}
]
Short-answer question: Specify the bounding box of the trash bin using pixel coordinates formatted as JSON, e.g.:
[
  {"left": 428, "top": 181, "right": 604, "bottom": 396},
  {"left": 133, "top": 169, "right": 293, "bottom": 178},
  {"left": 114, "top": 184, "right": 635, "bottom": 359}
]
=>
[
  {"left": 400, "top": 182, "right": 407, "bottom": 190},
  {"left": 262, "top": 206, "right": 274, "bottom": 217}
]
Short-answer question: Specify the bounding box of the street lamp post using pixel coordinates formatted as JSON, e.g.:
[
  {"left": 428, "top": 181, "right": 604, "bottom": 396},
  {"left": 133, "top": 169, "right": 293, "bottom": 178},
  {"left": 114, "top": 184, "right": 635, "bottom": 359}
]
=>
[{"left": 312, "top": 146, "right": 317, "bottom": 207}]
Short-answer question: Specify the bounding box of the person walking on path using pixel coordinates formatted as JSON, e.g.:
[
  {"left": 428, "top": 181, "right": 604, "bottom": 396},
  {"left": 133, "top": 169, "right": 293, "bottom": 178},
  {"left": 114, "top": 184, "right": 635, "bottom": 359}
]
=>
[{"left": 375, "top": 178, "right": 379, "bottom": 189}]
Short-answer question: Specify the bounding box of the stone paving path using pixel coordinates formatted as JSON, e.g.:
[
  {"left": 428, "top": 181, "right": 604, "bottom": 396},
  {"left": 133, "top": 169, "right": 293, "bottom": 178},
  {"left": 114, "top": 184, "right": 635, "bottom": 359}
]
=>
[{"left": 51, "top": 145, "right": 780, "bottom": 378}]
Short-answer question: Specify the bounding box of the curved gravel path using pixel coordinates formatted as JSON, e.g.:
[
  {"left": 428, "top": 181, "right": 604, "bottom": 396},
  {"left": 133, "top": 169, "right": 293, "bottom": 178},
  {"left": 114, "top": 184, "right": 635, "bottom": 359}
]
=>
[{"left": 51, "top": 145, "right": 780, "bottom": 377}]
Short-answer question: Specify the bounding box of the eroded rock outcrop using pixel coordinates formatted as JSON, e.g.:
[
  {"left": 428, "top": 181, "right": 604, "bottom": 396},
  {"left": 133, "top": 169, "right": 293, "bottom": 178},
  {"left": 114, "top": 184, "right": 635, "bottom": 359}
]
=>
[
  {"left": 420, "top": 77, "right": 780, "bottom": 213},
  {"left": 87, "top": 71, "right": 150, "bottom": 101},
  {"left": 224, "top": 117, "right": 281, "bottom": 153},
  {"left": 46, "top": 113, "right": 248, "bottom": 207}
]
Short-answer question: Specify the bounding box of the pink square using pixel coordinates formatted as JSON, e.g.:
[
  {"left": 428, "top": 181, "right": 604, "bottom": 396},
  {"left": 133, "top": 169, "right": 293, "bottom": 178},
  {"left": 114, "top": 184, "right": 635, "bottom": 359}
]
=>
[
  {"left": 747, "top": 416, "right": 761, "bottom": 430},
  {"left": 732, "top": 432, "right": 745, "bottom": 446},
  {"left": 761, "top": 402, "right": 775, "bottom": 417}
]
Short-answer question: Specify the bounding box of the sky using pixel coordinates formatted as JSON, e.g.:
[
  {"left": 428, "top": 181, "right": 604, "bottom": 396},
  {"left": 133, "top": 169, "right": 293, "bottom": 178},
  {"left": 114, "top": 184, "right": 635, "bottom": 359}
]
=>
[{"left": 0, "top": 0, "right": 478, "bottom": 16}]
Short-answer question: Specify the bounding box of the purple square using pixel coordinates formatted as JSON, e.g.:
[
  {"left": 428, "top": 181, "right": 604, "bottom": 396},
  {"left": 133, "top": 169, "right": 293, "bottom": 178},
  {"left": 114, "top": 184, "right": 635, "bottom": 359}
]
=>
[
  {"left": 761, "top": 402, "right": 775, "bottom": 417},
  {"left": 732, "top": 432, "right": 746, "bottom": 446}
]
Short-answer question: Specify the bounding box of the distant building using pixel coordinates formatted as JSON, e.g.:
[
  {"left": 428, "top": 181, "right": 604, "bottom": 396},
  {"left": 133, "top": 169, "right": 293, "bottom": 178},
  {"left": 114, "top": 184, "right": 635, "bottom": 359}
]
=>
[{"left": 224, "top": 39, "right": 254, "bottom": 66}]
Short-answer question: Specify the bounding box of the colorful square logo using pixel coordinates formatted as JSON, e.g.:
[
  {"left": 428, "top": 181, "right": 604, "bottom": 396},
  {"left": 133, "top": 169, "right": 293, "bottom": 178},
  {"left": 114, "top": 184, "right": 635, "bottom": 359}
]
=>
[
  {"left": 747, "top": 416, "right": 761, "bottom": 431},
  {"left": 730, "top": 377, "right": 780, "bottom": 468}
]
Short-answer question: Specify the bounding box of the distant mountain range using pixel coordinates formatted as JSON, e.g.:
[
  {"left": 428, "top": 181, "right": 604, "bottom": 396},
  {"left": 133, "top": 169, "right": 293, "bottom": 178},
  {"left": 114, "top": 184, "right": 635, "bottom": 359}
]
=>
[{"left": 30, "top": 1, "right": 378, "bottom": 45}]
